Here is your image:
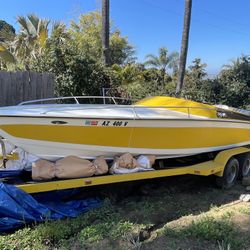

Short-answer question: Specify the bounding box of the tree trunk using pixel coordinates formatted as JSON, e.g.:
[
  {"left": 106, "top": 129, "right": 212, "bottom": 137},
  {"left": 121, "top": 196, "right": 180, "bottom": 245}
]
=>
[
  {"left": 176, "top": 0, "right": 192, "bottom": 94},
  {"left": 102, "top": 0, "right": 110, "bottom": 66}
]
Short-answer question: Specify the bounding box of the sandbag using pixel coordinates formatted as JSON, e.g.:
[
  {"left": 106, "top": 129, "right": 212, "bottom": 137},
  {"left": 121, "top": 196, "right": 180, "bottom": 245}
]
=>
[
  {"left": 93, "top": 156, "right": 108, "bottom": 175},
  {"left": 55, "top": 156, "right": 95, "bottom": 179},
  {"left": 137, "top": 155, "right": 156, "bottom": 169},
  {"left": 109, "top": 154, "right": 155, "bottom": 175},
  {"left": 32, "top": 160, "right": 55, "bottom": 181},
  {"left": 109, "top": 164, "right": 154, "bottom": 174},
  {"left": 116, "top": 153, "right": 137, "bottom": 169}
]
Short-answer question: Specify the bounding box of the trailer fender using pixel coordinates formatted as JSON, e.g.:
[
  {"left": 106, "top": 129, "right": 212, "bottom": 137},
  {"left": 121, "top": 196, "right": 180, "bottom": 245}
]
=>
[{"left": 213, "top": 147, "right": 250, "bottom": 177}]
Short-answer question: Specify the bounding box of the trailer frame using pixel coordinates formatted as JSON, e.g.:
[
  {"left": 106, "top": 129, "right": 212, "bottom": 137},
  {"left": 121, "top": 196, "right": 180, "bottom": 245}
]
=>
[{"left": 9, "top": 146, "right": 249, "bottom": 194}]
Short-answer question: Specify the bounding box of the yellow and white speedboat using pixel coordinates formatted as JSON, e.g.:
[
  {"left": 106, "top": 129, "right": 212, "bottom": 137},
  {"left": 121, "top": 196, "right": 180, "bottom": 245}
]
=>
[{"left": 0, "top": 96, "right": 249, "bottom": 160}]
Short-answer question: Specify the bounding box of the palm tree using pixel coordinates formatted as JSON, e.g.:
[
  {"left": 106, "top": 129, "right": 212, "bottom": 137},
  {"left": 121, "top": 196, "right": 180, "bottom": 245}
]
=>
[
  {"left": 15, "top": 14, "right": 49, "bottom": 59},
  {"left": 0, "top": 14, "right": 50, "bottom": 69},
  {"left": 176, "top": 0, "right": 192, "bottom": 94},
  {"left": 145, "top": 47, "right": 179, "bottom": 75},
  {"left": 102, "top": 0, "right": 110, "bottom": 65}
]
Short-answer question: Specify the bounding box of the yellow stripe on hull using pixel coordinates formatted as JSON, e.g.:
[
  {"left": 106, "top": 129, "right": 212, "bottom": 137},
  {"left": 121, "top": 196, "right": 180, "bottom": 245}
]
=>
[
  {"left": 131, "top": 127, "right": 250, "bottom": 148},
  {"left": 1, "top": 124, "right": 250, "bottom": 150}
]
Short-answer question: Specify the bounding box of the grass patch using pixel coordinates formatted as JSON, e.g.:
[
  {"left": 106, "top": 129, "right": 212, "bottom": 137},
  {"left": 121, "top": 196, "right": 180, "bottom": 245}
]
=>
[
  {"left": 79, "top": 221, "right": 134, "bottom": 243},
  {"left": 0, "top": 199, "right": 147, "bottom": 250},
  {"left": 163, "top": 216, "right": 243, "bottom": 250},
  {"left": 1, "top": 200, "right": 116, "bottom": 249},
  {"left": 237, "top": 204, "right": 250, "bottom": 215},
  {"left": 0, "top": 181, "right": 249, "bottom": 250}
]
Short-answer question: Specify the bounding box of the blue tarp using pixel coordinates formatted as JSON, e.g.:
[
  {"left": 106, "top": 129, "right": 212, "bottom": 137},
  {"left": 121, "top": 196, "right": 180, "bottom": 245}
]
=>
[{"left": 0, "top": 182, "right": 102, "bottom": 232}]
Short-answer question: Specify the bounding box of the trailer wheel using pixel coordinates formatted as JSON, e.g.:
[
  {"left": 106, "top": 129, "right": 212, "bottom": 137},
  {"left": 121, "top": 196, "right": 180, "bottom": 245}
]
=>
[
  {"left": 216, "top": 157, "right": 239, "bottom": 189},
  {"left": 238, "top": 153, "right": 250, "bottom": 179}
]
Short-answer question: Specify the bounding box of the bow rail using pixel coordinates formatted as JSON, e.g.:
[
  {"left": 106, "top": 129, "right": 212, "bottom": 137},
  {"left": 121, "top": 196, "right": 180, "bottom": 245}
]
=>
[{"left": 18, "top": 96, "right": 131, "bottom": 106}]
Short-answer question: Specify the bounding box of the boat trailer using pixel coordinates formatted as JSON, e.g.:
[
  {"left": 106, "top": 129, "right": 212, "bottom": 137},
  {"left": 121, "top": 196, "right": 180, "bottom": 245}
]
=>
[{"left": 1, "top": 136, "right": 250, "bottom": 193}]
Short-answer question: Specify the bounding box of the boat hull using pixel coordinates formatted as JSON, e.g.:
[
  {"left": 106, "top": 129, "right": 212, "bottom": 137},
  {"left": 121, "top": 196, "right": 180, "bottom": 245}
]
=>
[{"left": 0, "top": 116, "right": 249, "bottom": 160}]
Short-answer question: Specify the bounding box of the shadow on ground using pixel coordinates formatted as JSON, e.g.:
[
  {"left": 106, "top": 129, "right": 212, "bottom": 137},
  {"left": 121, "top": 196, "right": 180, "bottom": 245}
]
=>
[{"left": 75, "top": 174, "right": 244, "bottom": 225}]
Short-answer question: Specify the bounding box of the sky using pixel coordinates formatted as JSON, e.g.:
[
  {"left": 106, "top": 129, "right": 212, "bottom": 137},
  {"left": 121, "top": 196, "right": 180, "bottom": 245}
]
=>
[{"left": 2, "top": 0, "right": 250, "bottom": 75}]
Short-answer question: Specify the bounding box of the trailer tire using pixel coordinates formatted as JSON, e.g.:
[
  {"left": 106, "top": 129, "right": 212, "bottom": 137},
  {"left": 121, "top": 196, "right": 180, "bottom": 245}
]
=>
[
  {"left": 238, "top": 153, "right": 250, "bottom": 179},
  {"left": 216, "top": 157, "right": 239, "bottom": 189}
]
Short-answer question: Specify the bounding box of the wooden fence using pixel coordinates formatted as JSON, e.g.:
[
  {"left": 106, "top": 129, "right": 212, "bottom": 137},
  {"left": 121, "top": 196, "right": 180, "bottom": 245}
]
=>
[{"left": 0, "top": 71, "right": 54, "bottom": 106}]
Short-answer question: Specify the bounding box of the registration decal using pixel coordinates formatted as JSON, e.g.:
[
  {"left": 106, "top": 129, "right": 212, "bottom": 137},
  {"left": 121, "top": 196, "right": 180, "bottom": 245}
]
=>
[
  {"left": 102, "top": 120, "right": 128, "bottom": 127},
  {"left": 85, "top": 120, "right": 99, "bottom": 126}
]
